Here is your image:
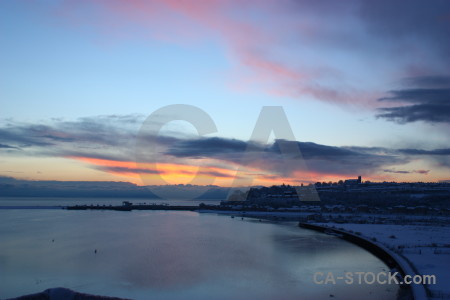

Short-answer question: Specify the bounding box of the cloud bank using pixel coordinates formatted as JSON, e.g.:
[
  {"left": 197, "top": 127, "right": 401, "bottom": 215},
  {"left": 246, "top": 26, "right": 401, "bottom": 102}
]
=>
[{"left": 1, "top": 115, "right": 449, "bottom": 183}]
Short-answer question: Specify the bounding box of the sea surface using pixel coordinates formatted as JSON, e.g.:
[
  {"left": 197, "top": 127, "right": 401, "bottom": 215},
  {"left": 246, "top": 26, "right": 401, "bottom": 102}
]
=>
[
  {"left": 0, "top": 197, "right": 220, "bottom": 208},
  {"left": 0, "top": 198, "right": 399, "bottom": 300}
]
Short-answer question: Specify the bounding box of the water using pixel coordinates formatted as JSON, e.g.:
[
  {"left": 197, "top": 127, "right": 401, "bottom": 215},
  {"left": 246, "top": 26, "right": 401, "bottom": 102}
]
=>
[
  {"left": 0, "top": 199, "right": 399, "bottom": 299},
  {"left": 0, "top": 197, "right": 220, "bottom": 207}
]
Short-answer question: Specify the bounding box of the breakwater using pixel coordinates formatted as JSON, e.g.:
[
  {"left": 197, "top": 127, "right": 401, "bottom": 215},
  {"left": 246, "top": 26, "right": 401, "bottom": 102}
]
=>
[
  {"left": 65, "top": 204, "right": 199, "bottom": 211},
  {"left": 299, "top": 223, "right": 399, "bottom": 270},
  {"left": 298, "top": 222, "right": 429, "bottom": 300}
]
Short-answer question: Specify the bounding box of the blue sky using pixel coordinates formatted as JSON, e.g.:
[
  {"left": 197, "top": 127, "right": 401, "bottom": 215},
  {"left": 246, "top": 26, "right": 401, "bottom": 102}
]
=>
[{"left": 1, "top": 0, "right": 449, "bottom": 185}]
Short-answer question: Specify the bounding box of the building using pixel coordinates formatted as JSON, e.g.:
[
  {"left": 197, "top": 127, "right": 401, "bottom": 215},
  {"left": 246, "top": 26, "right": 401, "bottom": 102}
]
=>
[{"left": 344, "top": 176, "right": 362, "bottom": 185}]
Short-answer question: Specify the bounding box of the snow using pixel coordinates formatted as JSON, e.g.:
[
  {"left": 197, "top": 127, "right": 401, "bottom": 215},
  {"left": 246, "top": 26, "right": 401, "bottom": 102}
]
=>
[{"left": 315, "top": 223, "right": 450, "bottom": 300}]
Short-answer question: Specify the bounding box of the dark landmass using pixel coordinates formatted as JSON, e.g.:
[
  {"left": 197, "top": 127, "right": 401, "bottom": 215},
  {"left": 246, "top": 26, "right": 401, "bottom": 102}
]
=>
[
  {"left": 0, "top": 176, "right": 231, "bottom": 199},
  {"left": 6, "top": 287, "right": 130, "bottom": 300}
]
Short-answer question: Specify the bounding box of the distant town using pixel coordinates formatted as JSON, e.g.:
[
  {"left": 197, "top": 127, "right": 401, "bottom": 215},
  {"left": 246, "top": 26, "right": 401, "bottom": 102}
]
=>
[{"left": 223, "top": 176, "right": 450, "bottom": 216}]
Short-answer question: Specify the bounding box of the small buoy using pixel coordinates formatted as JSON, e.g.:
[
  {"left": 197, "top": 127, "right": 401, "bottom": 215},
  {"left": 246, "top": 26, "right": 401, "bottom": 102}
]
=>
[
  {"left": 52, "top": 239, "right": 54, "bottom": 242},
  {"left": 94, "top": 249, "right": 97, "bottom": 254}
]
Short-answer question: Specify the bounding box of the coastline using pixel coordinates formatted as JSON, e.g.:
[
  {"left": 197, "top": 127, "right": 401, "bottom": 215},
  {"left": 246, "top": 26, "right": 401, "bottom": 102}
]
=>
[{"left": 298, "top": 222, "right": 429, "bottom": 300}]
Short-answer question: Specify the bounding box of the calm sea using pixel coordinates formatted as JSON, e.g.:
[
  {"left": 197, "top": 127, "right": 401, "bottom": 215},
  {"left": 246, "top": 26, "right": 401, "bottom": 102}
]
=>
[{"left": 0, "top": 198, "right": 399, "bottom": 300}]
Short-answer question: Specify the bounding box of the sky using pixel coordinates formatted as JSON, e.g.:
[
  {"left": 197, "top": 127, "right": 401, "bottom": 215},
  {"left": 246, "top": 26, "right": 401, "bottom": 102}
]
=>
[{"left": 1, "top": 0, "right": 449, "bottom": 187}]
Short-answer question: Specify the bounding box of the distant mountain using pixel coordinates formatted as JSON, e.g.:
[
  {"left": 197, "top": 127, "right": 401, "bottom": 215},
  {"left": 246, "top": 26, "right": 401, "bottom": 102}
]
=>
[{"left": 0, "top": 176, "right": 235, "bottom": 200}]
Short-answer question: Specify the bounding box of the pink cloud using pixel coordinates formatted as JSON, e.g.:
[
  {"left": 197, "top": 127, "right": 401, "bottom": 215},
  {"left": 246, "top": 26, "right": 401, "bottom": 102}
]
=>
[{"left": 56, "top": 0, "right": 382, "bottom": 106}]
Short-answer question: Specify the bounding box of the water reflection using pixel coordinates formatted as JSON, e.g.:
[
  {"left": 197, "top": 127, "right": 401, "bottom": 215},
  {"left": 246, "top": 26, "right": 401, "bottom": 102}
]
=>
[{"left": 0, "top": 210, "right": 399, "bottom": 299}]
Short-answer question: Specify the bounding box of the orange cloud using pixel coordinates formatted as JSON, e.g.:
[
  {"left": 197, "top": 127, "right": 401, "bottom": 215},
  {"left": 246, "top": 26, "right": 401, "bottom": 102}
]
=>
[
  {"left": 68, "top": 155, "right": 420, "bottom": 187},
  {"left": 67, "top": 155, "right": 306, "bottom": 186},
  {"left": 67, "top": 156, "right": 241, "bottom": 186}
]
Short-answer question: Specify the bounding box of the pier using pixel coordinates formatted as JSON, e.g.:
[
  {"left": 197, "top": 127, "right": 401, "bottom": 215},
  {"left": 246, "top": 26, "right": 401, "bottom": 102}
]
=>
[{"left": 65, "top": 204, "right": 199, "bottom": 211}]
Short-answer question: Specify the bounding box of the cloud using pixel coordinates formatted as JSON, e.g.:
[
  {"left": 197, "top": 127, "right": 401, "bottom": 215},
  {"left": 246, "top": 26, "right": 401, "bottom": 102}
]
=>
[
  {"left": 267, "top": 141, "right": 405, "bottom": 177},
  {"left": 51, "top": 0, "right": 450, "bottom": 107},
  {"left": 0, "top": 127, "right": 54, "bottom": 148},
  {"left": 69, "top": 156, "right": 240, "bottom": 186},
  {"left": 268, "top": 141, "right": 357, "bottom": 159},
  {"left": 167, "top": 138, "right": 367, "bottom": 160},
  {"left": 0, "top": 115, "right": 144, "bottom": 161},
  {"left": 377, "top": 75, "right": 450, "bottom": 124},
  {"left": 399, "top": 148, "right": 450, "bottom": 156},
  {"left": 2, "top": 116, "right": 448, "bottom": 182},
  {"left": 96, "top": 164, "right": 237, "bottom": 179},
  {"left": 383, "top": 169, "right": 429, "bottom": 175},
  {"left": 164, "top": 137, "right": 406, "bottom": 177},
  {"left": 397, "top": 148, "right": 450, "bottom": 169},
  {"left": 416, "top": 170, "right": 430, "bottom": 174},
  {"left": 377, "top": 100, "right": 450, "bottom": 124},
  {"left": 166, "top": 137, "right": 249, "bottom": 158},
  {"left": 0, "top": 143, "right": 20, "bottom": 150},
  {"left": 95, "top": 166, "right": 161, "bottom": 175}
]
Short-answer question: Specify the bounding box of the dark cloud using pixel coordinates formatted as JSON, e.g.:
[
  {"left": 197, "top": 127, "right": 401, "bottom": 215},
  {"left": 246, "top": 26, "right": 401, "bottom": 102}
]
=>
[
  {"left": 58, "top": 150, "right": 131, "bottom": 162},
  {"left": 167, "top": 138, "right": 361, "bottom": 160},
  {"left": 0, "top": 143, "right": 20, "bottom": 150},
  {"left": 292, "top": 145, "right": 403, "bottom": 176},
  {"left": 0, "top": 127, "right": 54, "bottom": 148},
  {"left": 198, "top": 169, "right": 236, "bottom": 179},
  {"left": 377, "top": 101, "right": 450, "bottom": 124},
  {"left": 165, "top": 137, "right": 249, "bottom": 158},
  {"left": 377, "top": 75, "right": 450, "bottom": 124},
  {"left": 379, "top": 88, "right": 450, "bottom": 104},
  {"left": 0, "top": 115, "right": 143, "bottom": 161},
  {"left": 1, "top": 115, "right": 448, "bottom": 179},
  {"left": 399, "top": 148, "right": 450, "bottom": 156},
  {"left": 362, "top": 1, "right": 450, "bottom": 124},
  {"left": 383, "top": 169, "right": 429, "bottom": 175},
  {"left": 95, "top": 166, "right": 160, "bottom": 175},
  {"left": 383, "top": 169, "right": 409, "bottom": 174},
  {"left": 268, "top": 140, "right": 357, "bottom": 159},
  {"left": 416, "top": 170, "right": 430, "bottom": 174},
  {"left": 163, "top": 136, "right": 450, "bottom": 178},
  {"left": 165, "top": 137, "right": 406, "bottom": 177},
  {"left": 397, "top": 148, "right": 450, "bottom": 169}
]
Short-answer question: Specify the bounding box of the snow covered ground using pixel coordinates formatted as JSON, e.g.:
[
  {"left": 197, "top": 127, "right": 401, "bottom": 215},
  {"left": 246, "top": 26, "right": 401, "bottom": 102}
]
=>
[{"left": 316, "top": 223, "right": 450, "bottom": 300}]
